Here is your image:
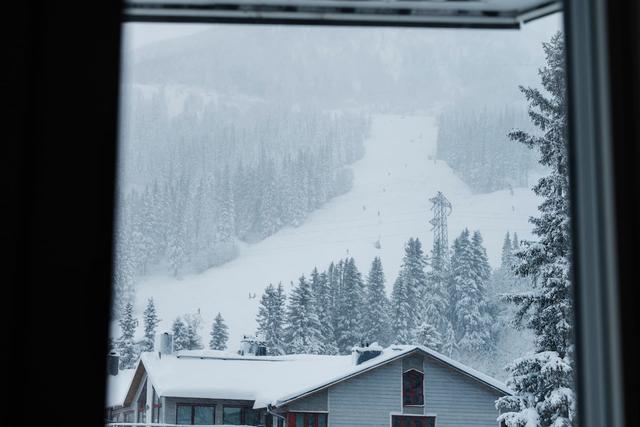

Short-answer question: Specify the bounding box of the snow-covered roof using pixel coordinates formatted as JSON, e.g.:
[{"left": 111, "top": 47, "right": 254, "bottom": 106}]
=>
[
  {"left": 122, "top": 345, "right": 511, "bottom": 409},
  {"left": 106, "top": 368, "right": 136, "bottom": 407}
]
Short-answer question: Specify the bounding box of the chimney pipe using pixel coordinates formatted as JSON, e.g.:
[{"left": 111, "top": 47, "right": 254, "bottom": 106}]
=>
[
  {"left": 157, "top": 332, "right": 173, "bottom": 358},
  {"left": 107, "top": 351, "right": 119, "bottom": 375},
  {"left": 351, "top": 342, "right": 383, "bottom": 365}
]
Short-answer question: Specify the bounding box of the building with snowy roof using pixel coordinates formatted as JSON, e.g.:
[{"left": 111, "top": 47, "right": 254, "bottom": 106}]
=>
[{"left": 105, "top": 334, "right": 512, "bottom": 427}]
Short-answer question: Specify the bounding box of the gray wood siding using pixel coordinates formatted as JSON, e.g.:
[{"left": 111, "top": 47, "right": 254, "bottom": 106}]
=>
[
  {"left": 328, "top": 359, "right": 402, "bottom": 427},
  {"left": 423, "top": 355, "right": 503, "bottom": 427},
  {"left": 286, "top": 389, "right": 328, "bottom": 412}
]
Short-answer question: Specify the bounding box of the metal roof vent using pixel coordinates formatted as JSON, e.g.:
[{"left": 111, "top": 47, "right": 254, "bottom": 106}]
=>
[
  {"left": 107, "top": 350, "right": 119, "bottom": 375},
  {"left": 157, "top": 332, "right": 173, "bottom": 358},
  {"left": 352, "top": 342, "right": 383, "bottom": 365}
]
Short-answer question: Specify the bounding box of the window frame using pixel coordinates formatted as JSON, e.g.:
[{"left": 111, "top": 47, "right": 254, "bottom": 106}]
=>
[
  {"left": 563, "top": 1, "right": 627, "bottom": 426},
  {"left": 222, "top": 405, "right": 248, "bottom": 425},
  {"left": 287, "top": 411, "right": 329, "bottom": 427},
  {"left": 176, "top": 403, "right": 216, "bottom": 425},
  {"left": 8, "top": 1, "right": 637, "bottom": 427},
  {"left": 402, "top": 368, "right": 425, "bottom": 407},
  {"left": 390, "top": 413, "right": 437, "bottom": 427}
]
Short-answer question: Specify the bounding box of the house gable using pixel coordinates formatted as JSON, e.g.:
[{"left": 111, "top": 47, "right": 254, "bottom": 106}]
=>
[
  {"left": 423, "top": 354, "right": 505, "bottom": 426},
  {"left": 123, "top": 361, "right": 147, "bottom": 407},
  {"left": 276, "top": 348, "right": 510, "bottom": 409},
  {"left": 281, "top": 349, "right": 508, "bottom": 427}
]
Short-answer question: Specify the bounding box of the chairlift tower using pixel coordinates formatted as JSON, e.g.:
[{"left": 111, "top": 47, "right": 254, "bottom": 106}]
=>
[{"left": 429, "top": 191, "right": 452, "bottom": 263}]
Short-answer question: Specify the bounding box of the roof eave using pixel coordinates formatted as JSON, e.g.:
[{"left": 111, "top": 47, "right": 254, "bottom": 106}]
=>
[{"left": 273, "top": 347, "right": 512, "bottom": 408}]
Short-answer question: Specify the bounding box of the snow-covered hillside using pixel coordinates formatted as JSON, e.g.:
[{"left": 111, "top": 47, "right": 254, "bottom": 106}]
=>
[{"left": 133, "top": 114, "right": 539, "bottom": 350}]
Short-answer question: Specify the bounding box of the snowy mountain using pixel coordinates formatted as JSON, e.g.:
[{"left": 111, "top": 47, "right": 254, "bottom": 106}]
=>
[{"left": 129, "top": 113, "right": 539, "bottom": 352}]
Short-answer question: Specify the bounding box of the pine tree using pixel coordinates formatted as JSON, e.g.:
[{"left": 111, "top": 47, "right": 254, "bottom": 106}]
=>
[
  {"left": 327, "top": 260, "right": 343, "bottom": 338},
  {"left": 441, "top": 322, "right": 458, "bottom": 357},
  {"left": 256, "top": 283, "right": 287, "bottom": 355},
  {"left": 310, "top": 268, "right": 339, "bottom": 355},
  {"left": 142, "top": 298, "right": 160, "bottom": 352},
  {"left": 216, "top": 171, "right": 236, "bottom": 243},
  {"left": 172, "top": 317, "right": 189, "bottom": 351},
  {"left": 362, "top": 257, "right": 390, "bottom": 346},
  {"left": 285, "top": 275, "right": 323, "bottom": 354},
  {"left": 449, "top": 229, "right": 492, "bottom": 354},
  {"left": 112, "top": 225, "right": 136, "bottom": 316},
  {"left": 501, "top": 232, "right": 513, "bottom": 271},
  {"left": 334, "top": 258, "right": 366, "bottom": 353},
  {"left": 184, "top": 311, "right": 204, "bottom": 350},
  {"left": 416, "top": 321, "right": 443, "bottom": 351},
  {"left": 390, "top": 238, "right": 428, "bottom": 344},
  {"left": 209, "top": 313, "right": 230, "bottom": 351},
  {"left": 425, "top": 237, "right": 450, "bottom": 338},
  {"left": 168, "top": 220, "right": 186, "bottom": 278},
  {"left": 117, "top": 302, "right": 139, "bottom": 369},
  {"left": 497, "top": 32, "right": 575, "bottom": 427}
]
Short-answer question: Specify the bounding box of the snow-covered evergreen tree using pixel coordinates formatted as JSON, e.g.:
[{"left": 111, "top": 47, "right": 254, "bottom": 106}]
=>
[
  {"left": 183, "top": 311, "right": 204, "bottom": 350},
  {"left": 501, "top": 232, "right": 513, "bottom": 270},
  {"left": 117, "top": 302, "right": 139, "bottom": 369},
  {"left": 285, "top": 275, "right": 323, "bottom": 354},
  {"left": 171, "top": 317, "right": 190, "bottom": 352},
  {"left": 142, "top": 298, "right": 160, "bottom": 352},
  {"left": 416, "top": 321, "right": 443, "bottom": 351},
  {"left": 497, "top": 32, "right": 576, "bottom": 427},
  {"left": 310, "top": 268, "right": 339, "bottom": 355},
  {"left": 256, "top": 283, "right": 287, "bottom": 355},
  {"left": 334, "top": 258, "right": 365, "bottom": 353},
  {"left": 209, "top": 312, "right": 229, "bottom": 351},
  {"left": 449, "top": 229, "right": 492, "bottom": 354},
  {"left": 390, "top": 238, "right": 428, "bottom": 344},
  {"left": 326, "top": 260, "right": 343, "bottom": 338},
  {"left": 425, "top": 236, "right": 450, "bottom": 338},
  {"left": 112, "top": 225, "right": 136, "bottom": 316},
  {"left": 362, "top": 257, "right": 391, "bottom": 346},
  {"left": 441, "top": 322, "right": 458, "bottom": 357}
]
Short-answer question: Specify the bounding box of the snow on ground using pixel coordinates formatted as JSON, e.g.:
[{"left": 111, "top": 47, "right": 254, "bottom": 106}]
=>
[{"left": 134, "top": 114, "right": 539, "bottom": 350}]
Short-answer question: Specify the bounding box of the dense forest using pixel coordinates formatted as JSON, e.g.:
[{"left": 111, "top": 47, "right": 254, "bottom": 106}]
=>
[
  {"left": 436, "top": 107, "right": 538, "bottom": 193},
  {"left": 114, "top": 228, "right": 532, "bottom": 381},
  {"left": 113, "top": 89, "right": 371, "bottom": 313}
]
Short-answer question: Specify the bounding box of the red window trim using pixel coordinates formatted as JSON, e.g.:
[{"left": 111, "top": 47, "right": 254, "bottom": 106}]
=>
[
  {"left": 287, "top": 411, "right": 328, "bottom": 427},
  {"left": 391, "top": 415, "right": 436, "bottom": 427},
  {"left": 402, "top": 369, "right": 425, "bottom": 407}
]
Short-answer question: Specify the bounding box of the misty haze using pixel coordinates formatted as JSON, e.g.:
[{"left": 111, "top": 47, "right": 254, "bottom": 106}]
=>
[{"left": 107, "top": 17, "right": 576, "bottom": 427}]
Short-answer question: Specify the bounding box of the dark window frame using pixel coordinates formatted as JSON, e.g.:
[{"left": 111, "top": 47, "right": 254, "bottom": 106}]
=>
[
  {"left": 222, "top": 405, "right": 258, "bottom": 425},
  {"left": 6, "top": 2, "right": 636, "bottom": 427},
  {"left": 391, "top": 414, "right": 436, "bottom": 427},
  {"left": 176, "top": 403, "right": 216, "bottom": 425},
  {"left": 286, "top": 411, "right": 328, "bottom": 427},
  {"left": 402, "top": 369, "right": 425, "bottom": 407}
]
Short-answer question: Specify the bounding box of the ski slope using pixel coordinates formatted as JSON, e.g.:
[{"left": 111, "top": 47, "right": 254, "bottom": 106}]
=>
[{"left": 133, "top": 114, "right": 539, "bottom": 349}]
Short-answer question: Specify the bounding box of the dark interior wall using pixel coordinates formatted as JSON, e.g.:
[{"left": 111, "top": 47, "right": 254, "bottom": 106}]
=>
[
  {"left": 605, "top": 1, "right": 640, "bottom": 423},
  {"left": 4, "top": 2, "right": 122, "bottom": 426}
]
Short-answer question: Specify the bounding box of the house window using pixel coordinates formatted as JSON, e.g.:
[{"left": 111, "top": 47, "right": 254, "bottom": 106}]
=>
[
  {"left": 223, "top": 406, "right": 242, "bottom": 424},
  {"left": 244, "top": 408, "right": 261, "bottom": 425},
  {"left": 392, "top": 415, "right": 436, "bottom": 427},
  {"left": 266, "top": 415, "right": 285, "bottom": 427},
  {"left": 403, "top": 369, "right": 424, "bottom": 406},
  {"left": 137, "top": 380, "right": 147, "bottom": 422},
  {"left": 176, "top": 404, "right": 215, "bottom": 425},
  {"left": 221, "top": 406, "right": 260, "bottom": 425},
  {"left": 287, "top": 412, "right": 328, "bottom": 427},
  {"left": 152, "top": 388, "right": 161, "bottom": 423}
]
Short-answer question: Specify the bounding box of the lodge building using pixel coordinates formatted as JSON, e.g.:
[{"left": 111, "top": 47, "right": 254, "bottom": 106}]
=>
[{"left": 106, "top": 335, "right": 511, "bottom": 427}]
